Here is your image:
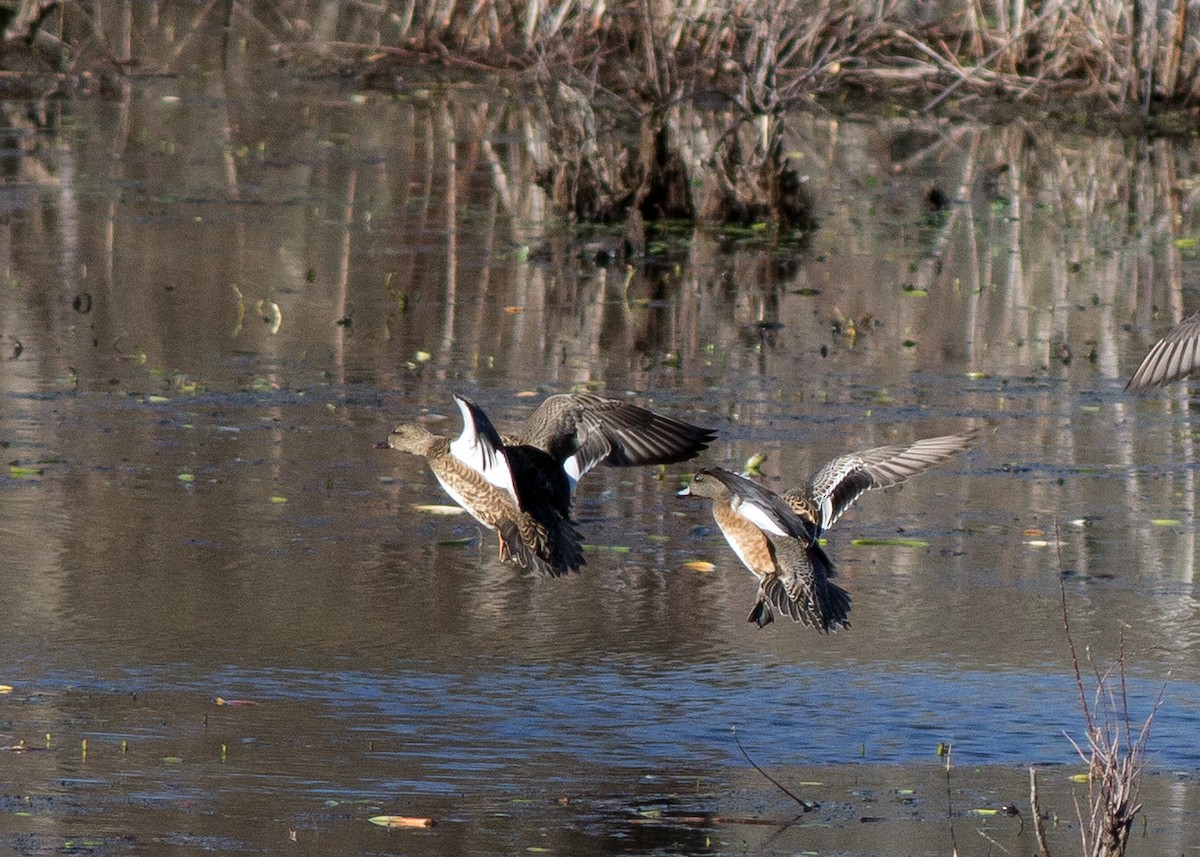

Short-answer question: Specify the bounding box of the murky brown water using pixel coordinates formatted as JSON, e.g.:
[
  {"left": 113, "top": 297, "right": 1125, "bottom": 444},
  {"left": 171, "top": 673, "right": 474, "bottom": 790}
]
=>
[{"left": 3, "top": 54, "right": 1200, "bottom": 855}]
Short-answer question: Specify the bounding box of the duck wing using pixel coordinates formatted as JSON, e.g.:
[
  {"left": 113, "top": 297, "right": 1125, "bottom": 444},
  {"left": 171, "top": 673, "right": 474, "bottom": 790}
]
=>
[
  {"left": 1126, "top": 311, "right": 1200, "bottom": 392},
  {"left": 522, "top": 393, "right": 716, "bottom": 488},
  {"left": 450, "top": 395, "right": 518, "bottom": 503},
  {"left": 787, "top": 431, "right": 976, "bottom": 533}
]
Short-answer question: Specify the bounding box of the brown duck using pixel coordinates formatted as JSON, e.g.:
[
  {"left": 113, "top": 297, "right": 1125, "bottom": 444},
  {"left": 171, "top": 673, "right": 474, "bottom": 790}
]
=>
[
  {"left": 386, "top": 395, "right": 584, "bottom": 577},
  {"left": 679, "top": 467, "right": 850, "bottom": 632},
  {"left": 679, "top": 431, "right": 975, "bottom": 631}
]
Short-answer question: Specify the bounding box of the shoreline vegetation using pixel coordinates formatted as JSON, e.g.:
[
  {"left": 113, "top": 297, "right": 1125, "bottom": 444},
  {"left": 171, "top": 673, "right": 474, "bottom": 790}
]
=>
[{"left": 3, "top": 0, "right": 1199, "bottom": 237}]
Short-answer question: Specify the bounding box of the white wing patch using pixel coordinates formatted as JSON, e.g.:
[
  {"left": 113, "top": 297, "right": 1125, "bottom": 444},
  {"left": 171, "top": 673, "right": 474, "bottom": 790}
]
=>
[
  {"left": 449, "top": 396, "right": 518, "bottom": 502},
  {"left": 562, "top": 456, "right": 583, "bottom": 493},
  {"left": 731, "top": 495, "right": 790, "bottom": 537}
]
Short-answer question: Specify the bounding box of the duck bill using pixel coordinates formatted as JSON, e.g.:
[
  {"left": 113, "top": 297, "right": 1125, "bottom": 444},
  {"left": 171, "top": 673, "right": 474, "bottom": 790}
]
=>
[{"left": 677, "top": 483, "right": 693, "bottom": 496}]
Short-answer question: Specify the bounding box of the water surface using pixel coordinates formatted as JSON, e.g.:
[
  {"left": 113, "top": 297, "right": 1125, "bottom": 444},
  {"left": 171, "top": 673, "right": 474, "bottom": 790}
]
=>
[{"left": 3, "top": 62, "right": 1200, "bottom": 855}]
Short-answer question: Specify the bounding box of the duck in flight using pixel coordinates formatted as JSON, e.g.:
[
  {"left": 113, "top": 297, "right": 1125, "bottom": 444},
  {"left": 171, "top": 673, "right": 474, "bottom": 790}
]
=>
[
  {"left": 386, "top": 395, "right": 584, "bottom": 577},
  {"left": 385, "top": 392, "right": 715, "bottom": 575},
  {"left": 679, "top": 431, "right": 975, "bottom": 630},
  {"left": 680, "top": 467, "right": 850, "bottom": 632}
]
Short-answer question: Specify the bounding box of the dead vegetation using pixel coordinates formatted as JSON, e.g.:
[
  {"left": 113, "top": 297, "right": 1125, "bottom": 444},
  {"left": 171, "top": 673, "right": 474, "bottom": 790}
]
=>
[
  {"left": 6, "top": 0, "right": 1199, "bottom": 230},
  {"left": 1027, "top": 577, "right": 1161, "bottom": 857}
]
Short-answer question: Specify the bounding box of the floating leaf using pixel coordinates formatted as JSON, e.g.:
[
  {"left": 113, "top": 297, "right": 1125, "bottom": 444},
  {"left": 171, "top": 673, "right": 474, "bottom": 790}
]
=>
[
  {"left": 964, "top": 371, "right": 991, "bottom": 380},
  {"left": 683, "top": 560, "right": 715, "bottom": 572},
  {"left": 1025, "top": 540, "right": 1050, "bottom": 547},
  {"left": 0, "top": 685, "right": 12, "bottom": 694},
  {"left": 1151, "top": 518, "right": 1182, "bottom": 527},
  {"left": 368, "top": 815, "right": 435, "bottom": 828},
  {"left": 1069, "top": 773, "right": 1090, "bottom": 783},
  {"left": 503, "top": 306, "right": 524, "bottom": 314},
  {"left": 582, "top": 544, "right": 632, "bottom": 553},
  {"left": 436, "top": 537, "right": 475, "bottom": 547},
  {"left": 1023, "top": 528, "right": 1045, "bottom": 537},
  {"left": 413, "top": 504, "right": 466, "bottom": 516},
  {"left": 177, "top": 472, "right": 195, "bottom": 483},
  {"left": 215, "top": 697, "right": 259, "bottom": 706},
  {"left": 414, "top": 351, "right": 431, "bottom": 363},
  {"left": 269, "top": 496, "right": 288, "bottom": 504},
  {"left": 971, "top": 808, "right": 999, "bottom": 816},
  {"left": 8, "top": 465, "right": 40, "bottom": 478},
  {"left": 850, "top": 537, "right": 928, "bottom": 548}
]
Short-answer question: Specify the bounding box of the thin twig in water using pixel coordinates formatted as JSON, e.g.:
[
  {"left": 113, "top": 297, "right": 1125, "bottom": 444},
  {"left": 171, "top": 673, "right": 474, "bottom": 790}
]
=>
[
  {"left": 941, "top": 742, "right": 959, "bottom": 856},
  {"left": 731, "top": 729, "right": 815, "bottom": 812},
  {"left": 1029, "top": 766, "right": 1051, "bottom": 857}
]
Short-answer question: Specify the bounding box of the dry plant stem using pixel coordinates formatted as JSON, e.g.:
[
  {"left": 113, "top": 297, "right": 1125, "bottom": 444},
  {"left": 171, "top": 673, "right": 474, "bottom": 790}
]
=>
[
  {"left": 920, "top": 2, "right": 1061, "bottom": 113},
  {"left": 1056, "top": 518, "right": 1160, "bottom": 857},
  {"left": 1029, "top": 767, "right": 1051, "bottom": 857},
  {"left": 942, "top": 743, "right": 959, "bottom": 857}
]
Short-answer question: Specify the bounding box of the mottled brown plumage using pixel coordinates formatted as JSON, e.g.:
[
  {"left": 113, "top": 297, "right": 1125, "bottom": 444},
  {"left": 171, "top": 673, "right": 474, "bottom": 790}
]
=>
[
  {"left": 386, "top": 397, "right": 584, "bottom": 577},
  {"left": 680, "top": 467, "right": 851, "bottom": 633}
]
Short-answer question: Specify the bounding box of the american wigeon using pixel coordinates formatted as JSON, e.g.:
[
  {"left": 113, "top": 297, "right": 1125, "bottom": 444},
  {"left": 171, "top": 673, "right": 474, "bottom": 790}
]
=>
[
  {"left": 679, "top": 431, "right": 975, "bottom": 630},
  {"left": 679, "top": 467, "right": 851, "bottom": 632},
  {"left": 386, "top": 395, "right": 584, "bottom": 577},
  {"left": 1126, "top": 311, "right": 1200, "bottom": 391}
]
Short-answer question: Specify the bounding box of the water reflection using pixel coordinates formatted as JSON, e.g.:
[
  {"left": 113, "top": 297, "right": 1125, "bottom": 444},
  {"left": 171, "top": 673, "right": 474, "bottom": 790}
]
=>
[{"left": 4, "top": 64, "right": 1200, "bottom": 854}]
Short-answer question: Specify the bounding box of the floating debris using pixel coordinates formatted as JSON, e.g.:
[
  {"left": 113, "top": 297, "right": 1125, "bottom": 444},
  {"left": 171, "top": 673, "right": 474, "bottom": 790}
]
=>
[
  {"left": 850, "top": 537, "right": 929, "bottom": 548},
  {"left": 368, "top": 816, "right": 435, "bottom": 828},
  {"left": 412, "top": 504, "right": 467, "bottom": 516}
]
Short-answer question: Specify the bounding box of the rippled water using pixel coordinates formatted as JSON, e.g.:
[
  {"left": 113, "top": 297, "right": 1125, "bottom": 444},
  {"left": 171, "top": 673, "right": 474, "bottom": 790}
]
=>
[{"left": 3, "top": 54, "right": 1200, "bottom": 855}]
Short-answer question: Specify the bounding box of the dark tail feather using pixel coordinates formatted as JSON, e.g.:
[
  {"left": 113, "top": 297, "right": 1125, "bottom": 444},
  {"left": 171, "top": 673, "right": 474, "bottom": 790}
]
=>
[
  {"left": 808, "top": 542, "right": 851, "bottom": 633},
  {"left": 760, "top": 540, "right": 852, "bottom": 633},
  {"left": 747, "top": 597, "right": 776, "bottom": 628},
  {"left": 546, "top": 516, "right": 586, "bottom": 576}
]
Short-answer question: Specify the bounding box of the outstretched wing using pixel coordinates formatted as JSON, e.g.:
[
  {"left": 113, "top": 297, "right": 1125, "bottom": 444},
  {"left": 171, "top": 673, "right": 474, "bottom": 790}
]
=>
[
  {"left": 449, "top": 395, "right": 518, "bottom": 503},
  {"left": 1126, "top": 311, "right": 1200, "bottom": 392},
  {"left": 522, "top": 393, "right": 716, "bottom": 489},
  {"left": 790, "top": 431, "right": 976, "bottom": 532}
]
